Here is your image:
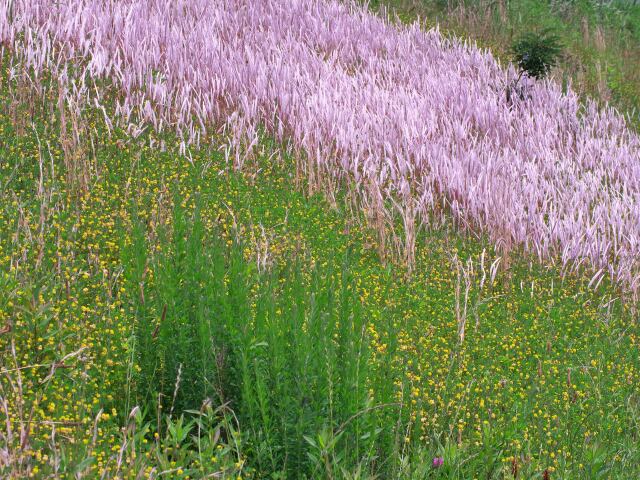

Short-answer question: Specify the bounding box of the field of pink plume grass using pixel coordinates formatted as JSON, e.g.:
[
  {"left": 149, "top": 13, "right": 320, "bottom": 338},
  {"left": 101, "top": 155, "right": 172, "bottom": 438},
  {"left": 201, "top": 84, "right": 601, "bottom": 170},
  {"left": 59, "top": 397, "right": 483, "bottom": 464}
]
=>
[{"left": 2, "top": 0, "right": 640, "bottom": 291}]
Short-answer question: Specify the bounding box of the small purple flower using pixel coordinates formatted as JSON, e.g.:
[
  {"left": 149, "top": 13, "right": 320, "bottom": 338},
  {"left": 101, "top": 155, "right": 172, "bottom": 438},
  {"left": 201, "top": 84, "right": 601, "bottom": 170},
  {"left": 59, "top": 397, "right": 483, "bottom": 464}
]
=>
[{"left": 432, "top": 456, "right": 444, "bottom": 468}]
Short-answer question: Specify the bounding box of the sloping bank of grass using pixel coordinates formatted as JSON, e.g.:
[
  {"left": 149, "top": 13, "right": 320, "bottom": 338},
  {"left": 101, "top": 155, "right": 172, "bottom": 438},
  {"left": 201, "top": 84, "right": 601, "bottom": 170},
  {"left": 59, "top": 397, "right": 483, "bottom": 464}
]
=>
[
  {"left": 1, "top": 80, "right": 640, "bottom": 478},
  {"left": 369, "top": 0, "right": 640, "bottom": 127}
]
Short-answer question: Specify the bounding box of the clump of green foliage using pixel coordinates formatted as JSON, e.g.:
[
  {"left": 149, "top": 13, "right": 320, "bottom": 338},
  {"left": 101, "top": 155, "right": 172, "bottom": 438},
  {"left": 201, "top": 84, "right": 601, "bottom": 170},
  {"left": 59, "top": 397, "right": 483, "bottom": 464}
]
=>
[
  {"left": 505, "top": 29, "right": 563, "bottom": 103},
  {"left": 124, "top": 200, "right": 379, "bottom": 477},
  {"left": 511, "top": 29, "right": 563, "bottom": 79}
]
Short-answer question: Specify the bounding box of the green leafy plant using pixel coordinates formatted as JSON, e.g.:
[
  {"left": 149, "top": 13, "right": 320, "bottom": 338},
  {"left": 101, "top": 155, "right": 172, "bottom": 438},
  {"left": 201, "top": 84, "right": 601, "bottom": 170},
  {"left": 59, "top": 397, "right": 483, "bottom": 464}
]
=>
[
  {"left": 505, "top": 29, "right": 563, "bottom": 104},
  {"left": 511, "top": 29, "right": 563, "bottom": 80}
]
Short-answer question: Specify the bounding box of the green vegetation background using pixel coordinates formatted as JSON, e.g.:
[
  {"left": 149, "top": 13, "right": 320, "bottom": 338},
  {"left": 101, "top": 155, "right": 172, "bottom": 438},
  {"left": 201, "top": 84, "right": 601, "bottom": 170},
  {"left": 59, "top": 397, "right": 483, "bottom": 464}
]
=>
[{"left": 2, "top": 1, "right": 640, "bottom": 478}]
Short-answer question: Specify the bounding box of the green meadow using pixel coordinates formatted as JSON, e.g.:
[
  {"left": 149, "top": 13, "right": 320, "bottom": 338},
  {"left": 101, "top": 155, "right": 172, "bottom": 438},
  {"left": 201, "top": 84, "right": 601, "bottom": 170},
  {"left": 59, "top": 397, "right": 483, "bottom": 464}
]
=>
[{"left": 1, "top": 60, "right": 639, "bottom": 479}]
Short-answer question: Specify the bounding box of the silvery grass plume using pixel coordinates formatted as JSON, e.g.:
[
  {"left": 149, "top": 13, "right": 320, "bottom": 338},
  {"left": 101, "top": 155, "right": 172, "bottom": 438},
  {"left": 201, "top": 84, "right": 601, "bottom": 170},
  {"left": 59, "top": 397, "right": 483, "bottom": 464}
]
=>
[{"left": 1, "top": 0, "right": 639, "bottom": 293}]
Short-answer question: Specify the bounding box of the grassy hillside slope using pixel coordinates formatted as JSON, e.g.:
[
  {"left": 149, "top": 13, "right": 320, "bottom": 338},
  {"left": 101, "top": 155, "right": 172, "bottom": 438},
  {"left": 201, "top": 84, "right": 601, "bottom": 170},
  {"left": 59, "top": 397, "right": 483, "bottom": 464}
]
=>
[
  {"left": 370, "top": 0, "right": 640, "bottom": 125},
  {"left": 1, "top": 70, "right": 639, "bottom": 479},
  {"left": 1, "top": 0, "right": 640, "bottom": 479}
]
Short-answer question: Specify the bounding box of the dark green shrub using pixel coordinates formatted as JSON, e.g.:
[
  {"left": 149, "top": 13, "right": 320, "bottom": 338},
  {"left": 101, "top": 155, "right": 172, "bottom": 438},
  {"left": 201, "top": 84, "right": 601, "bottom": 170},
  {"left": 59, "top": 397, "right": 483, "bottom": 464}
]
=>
[{"left": 511, "top": 29, "right": 563, "bottom": 79}]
